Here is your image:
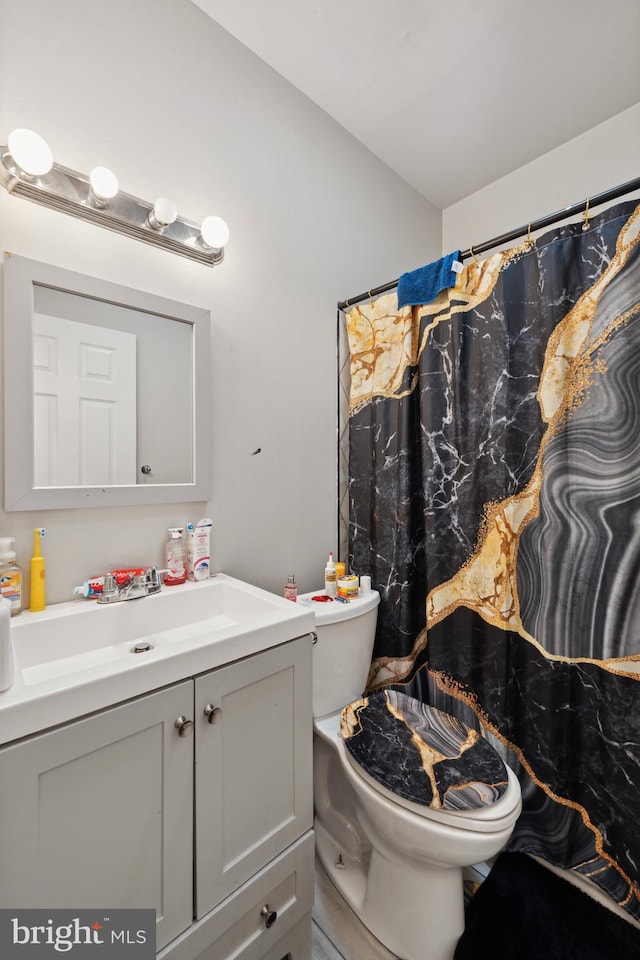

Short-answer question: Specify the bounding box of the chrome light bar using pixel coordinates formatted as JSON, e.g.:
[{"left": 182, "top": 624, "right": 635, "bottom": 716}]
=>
[{"left": 0, "top": 131, "right": 228, "bottom": 268}]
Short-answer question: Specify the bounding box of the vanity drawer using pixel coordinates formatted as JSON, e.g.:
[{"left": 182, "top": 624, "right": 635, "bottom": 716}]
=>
[{"left": 159, "top": 830, "right": 314, "bottom": 960}]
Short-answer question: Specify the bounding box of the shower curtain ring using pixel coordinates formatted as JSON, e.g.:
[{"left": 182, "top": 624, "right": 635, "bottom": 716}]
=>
[
  {"left": 469, "top": 245, "right": 479, "bottom": 264},
  {"left": 526, "top": 223, "right": 534, "bottom": 247},
  {"left": 582, "top": 197, "right": 591, "bottom": 232}
]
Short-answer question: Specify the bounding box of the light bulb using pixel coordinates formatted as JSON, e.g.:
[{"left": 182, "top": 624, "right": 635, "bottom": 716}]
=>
[
  {"left": 89, "top": 166, "right": 119, "bottom": 202},
  {"left": 7, "top": 128, "right": 53, "bottom": 176},
  {"left": 200, "top": 216, "right": 229, "bottom": 250},
  {"left": 149, "top": 197, "right": 177, "bottom": 229}
]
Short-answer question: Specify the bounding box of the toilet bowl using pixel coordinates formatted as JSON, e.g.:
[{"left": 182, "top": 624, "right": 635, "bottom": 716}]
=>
[{"left": 304, "top": 588, "right": 522, "bottom": 960}]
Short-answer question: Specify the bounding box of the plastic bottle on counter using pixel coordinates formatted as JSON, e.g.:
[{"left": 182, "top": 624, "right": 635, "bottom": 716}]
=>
[
  {"left": 324, "top": 552, "right": 337, "bottom": 597},
  {"left": 0, "top": 537, "right": 23, "bottom": 616},
  {"left": 186, "top": 518, "right": 213, "bottom": 581},
  {"left": 0, "top": 596, "right": 14, "bottom": 692},
  {"left": 284, "top": 573, "right": 298, "bottom": 602},
  {"left": 165, "top": 528, "right": 187, "bottom": 586}
]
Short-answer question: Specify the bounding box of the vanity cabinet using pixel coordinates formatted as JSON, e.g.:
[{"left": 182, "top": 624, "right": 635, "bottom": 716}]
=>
[
  {"left": 0, "top": 679, "right": 194, "bottom": 948},
  {"left": 0, "top": 635, "right": 314, "bottom": 960},
  {"left": 194, "top": 639, "right": 313, "bottom": 918}
]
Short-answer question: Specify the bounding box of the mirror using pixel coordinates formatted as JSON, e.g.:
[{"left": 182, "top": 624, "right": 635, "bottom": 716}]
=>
[{"left": 3, "top": 253, "right": 211, "bottom": 510}]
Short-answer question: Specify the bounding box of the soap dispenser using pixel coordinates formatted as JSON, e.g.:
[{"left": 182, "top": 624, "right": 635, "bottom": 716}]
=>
[{"left": 165, "top": 528, "right": 187, "bottom": 586}]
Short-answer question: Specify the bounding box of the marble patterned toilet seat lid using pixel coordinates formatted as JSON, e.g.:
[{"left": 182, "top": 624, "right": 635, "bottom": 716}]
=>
[{"left": 340, "top": 689, "right": 509, "bottom": 811}]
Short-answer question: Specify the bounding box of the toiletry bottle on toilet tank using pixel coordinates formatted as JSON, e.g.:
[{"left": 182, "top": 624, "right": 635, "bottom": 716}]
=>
[
  {"left": 324, "top": 552, "right": 337, "bottom": 597},
  {"left": 165, "top": 528, "right": 187, "bottom": 585}
]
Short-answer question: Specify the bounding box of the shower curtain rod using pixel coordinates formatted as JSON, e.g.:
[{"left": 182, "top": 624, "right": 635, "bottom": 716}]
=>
[{"left": 337, "top": 175, "right": 640, "bottom": 311}]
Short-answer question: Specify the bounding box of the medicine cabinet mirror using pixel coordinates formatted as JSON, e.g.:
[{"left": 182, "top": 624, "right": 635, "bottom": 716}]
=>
[{"left": 3, "top": 253, "right": 211, "bottom": 510}]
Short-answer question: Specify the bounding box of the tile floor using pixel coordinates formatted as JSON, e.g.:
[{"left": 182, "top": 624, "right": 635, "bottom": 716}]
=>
[
  {"left": 312, "top": 852, "right": 640, "bottom": 959},
  {"left": 311, "top": 860, "right": 396, "bottom": 960},
  {"left": 310, "top": 858, "right": 488, "bottom": 959}
]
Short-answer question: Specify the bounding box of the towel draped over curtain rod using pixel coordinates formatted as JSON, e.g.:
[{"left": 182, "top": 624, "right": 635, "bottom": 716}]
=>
[{"left": 337, "top": 175, "right": 640, "bottom": 311}]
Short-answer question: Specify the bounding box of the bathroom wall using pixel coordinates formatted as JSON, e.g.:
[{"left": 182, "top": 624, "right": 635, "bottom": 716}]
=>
[
  {"left": 442, "top": 103, "right": 640, "bottom": 253},
  {"left": 0, "top": 0, "right": 441, "bottom": 602}
]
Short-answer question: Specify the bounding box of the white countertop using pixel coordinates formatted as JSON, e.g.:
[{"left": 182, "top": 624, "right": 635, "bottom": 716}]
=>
[{"left": 0, "top": 574, "right": 315, "bottom": 746}]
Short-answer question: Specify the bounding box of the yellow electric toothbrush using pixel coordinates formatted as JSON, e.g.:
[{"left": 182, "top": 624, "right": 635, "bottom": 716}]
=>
[{"left": 30, "top": 527, "right": 46, "bottom": 612}]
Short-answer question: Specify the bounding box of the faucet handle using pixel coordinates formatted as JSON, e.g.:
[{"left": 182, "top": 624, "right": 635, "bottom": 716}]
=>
[
  {"left": 103, "top": 573, "right": 117, "bottom": 594},
  {"left": 145, "top": 566, "right": 162, "bottom": 594},
  {"left": 96, "top": 572, "right": 120, "bottom": 604}
]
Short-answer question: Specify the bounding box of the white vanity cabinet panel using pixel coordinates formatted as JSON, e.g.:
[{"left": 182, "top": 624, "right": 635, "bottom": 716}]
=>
[
  {"left": 160, "top": 832, "right": 314, "bottom": 960},
  {"left": 0, "top": 681, "right": 194, "bottom": 951},
  {"left": 194, "top": 637, "right": 313, "bottom": 919},
  {"left": 0, "top": 633, "right": 314, "bottom": 960}
]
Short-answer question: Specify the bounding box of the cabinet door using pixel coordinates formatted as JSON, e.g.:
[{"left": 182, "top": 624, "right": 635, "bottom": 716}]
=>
[
  {"left": 194, "top": 637, "right": 313, "bottom": 918},
  {"left": 0, "top": 681, "right": 194, "bottom": 951}
]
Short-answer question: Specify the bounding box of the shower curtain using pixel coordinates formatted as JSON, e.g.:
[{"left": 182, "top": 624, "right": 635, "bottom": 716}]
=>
[{"left": 345, "top": 199, "right": 640, "bottom": 918}]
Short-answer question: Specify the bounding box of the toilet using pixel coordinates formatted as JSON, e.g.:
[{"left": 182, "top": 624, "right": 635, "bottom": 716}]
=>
[{"left": 303, "top": 588, "right": 522, "bottom": 960}]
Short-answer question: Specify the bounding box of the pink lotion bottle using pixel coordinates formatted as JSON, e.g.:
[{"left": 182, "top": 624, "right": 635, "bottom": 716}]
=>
[
  {"left": 284, "top": 573, "right": 297, "bottom": 602},
  {"left": 165, "top": 528, "right": 187, "bottom": 586}
]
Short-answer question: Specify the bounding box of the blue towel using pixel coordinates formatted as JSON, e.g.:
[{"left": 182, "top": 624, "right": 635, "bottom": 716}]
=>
[{"left": 397, "top": 251, "right": 461, "bottom": 308}]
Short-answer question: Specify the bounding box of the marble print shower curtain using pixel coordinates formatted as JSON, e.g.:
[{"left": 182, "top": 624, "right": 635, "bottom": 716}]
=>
[{"left": 346, "top": 199, "right": 640, "bottom": 918}]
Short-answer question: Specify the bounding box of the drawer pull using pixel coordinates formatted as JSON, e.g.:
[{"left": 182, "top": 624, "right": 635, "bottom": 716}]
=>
[
  {"left": 204, "top": 704, "right": 223, "bottom": 724},
  {"left": 260, "top": 905, "right": 277, "bottom": 929}
]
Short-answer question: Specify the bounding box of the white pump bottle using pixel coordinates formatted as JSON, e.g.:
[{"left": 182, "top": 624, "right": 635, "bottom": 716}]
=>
[{"left": 324, "top": 552, "right": 337, "bottom": 597}]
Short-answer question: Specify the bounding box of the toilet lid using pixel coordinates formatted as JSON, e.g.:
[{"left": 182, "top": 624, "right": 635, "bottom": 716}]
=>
[{"left": 340, "top": 690, "right": 509, "bottom": 811}]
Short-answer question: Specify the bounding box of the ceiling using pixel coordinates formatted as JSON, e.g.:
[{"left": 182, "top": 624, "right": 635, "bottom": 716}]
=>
[{"left": 191, "top": 0, "right": 640, "bottom": 209}]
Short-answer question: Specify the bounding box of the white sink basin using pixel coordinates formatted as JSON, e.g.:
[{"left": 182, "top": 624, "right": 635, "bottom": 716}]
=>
[
  {"left": 16, "top": 576, "right": 293, "bottom": 679},
  {"left": 1, "top": 574, "right": 315, "bottom": 745}
]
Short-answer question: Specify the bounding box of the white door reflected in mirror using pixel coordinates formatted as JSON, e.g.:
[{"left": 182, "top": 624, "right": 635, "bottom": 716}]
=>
[
  {"left": 33, "top": 315, "right": 137, "bottom": 487},
  {"left": 3, "top": 253, "right": 212, "bottom": 510}
]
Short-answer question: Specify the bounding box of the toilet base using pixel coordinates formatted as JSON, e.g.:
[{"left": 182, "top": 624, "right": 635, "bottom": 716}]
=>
[{"left": 315, "top": 816, "right": 466, "bottom": 960}]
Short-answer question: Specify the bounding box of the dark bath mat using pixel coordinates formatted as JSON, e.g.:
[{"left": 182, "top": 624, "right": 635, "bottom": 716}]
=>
[{"left": 454, "top": 852, "right": 640, "bottom": 960}]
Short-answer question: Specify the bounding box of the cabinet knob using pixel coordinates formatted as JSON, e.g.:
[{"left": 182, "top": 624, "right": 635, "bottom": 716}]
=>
[
  {"left": 204, "top": 703, "right": 222, "bottom": 724},
  {"left": 175, "top": 716, "right": 194, "bottom": 737},
  {"left": 260, "top": 905, "right": 277, "bottom": 929}
]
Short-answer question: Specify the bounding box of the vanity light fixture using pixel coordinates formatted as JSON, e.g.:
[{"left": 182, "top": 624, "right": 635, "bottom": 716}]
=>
[
  {"left": 88, "top": 166, "right": 119, "bottom": 207},
  {"left": 0, "top": 129, "right": 228, "bottom": 266},
  {"left": 7, "top": 128, "right": 53, "bottom": 177},
  {"left": 148, "top": 196, "right": 178, "bottom": 231},
  {"left": 199, "top": 215, "right": 230, "bottom": 254}
]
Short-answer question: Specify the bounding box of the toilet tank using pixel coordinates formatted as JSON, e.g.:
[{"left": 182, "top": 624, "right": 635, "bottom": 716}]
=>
[{"left": 299, "top": 590, "right": 380, "bottom": 719}]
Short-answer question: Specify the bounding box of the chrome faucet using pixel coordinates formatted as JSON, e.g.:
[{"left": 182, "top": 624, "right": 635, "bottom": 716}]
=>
[{"left": 96, "top": 567, "right": 162, "bottom": 604}]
